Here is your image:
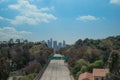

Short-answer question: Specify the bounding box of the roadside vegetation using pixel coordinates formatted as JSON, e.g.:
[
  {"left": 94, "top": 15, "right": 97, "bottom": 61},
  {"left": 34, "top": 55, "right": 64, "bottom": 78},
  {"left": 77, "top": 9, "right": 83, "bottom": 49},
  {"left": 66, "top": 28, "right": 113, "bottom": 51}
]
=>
[
  {"left": 59, "top": 35, "right": 120, "bottom": 80},
  {"left": 18, "top": 73, "right": 37, "bottom": 80},
  {"left": 0, "top": 39, "right": 53, "bottom": 80}
]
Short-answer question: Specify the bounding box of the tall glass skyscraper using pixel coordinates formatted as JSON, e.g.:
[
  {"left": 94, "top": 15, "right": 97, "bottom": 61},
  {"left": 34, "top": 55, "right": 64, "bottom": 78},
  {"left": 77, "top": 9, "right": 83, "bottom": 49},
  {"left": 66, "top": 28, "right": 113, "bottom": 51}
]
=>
[
  {"left": 63, "top": 40, "right": 66, "bottom": 47},
  {"left": 46, "top": 38, "right": 66, "bottom": 51}
]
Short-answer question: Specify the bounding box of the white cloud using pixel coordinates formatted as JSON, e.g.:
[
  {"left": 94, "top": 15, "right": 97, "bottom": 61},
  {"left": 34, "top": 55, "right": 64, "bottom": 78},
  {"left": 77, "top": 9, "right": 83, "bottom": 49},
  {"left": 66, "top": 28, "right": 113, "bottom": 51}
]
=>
[
  {"left": 0, "top": 16, "right": 11, "bottom": 21},
  {"left": 0, "top": 32, "right": 6, "bottom": 38},
  {"left": 76, "top": 15, "right": 98, "bottom": 22},
  {"left": 8, "top": 0, "right": 57, "bottom": 25},
  {"left": 29, "top": 0, "right": 42, "bottom": 3},
  {"left": 40, "top": 7, "right": 55, "bottom": 12},
  {"left": 110, "top": 0, "right": 120, "bottom": 5},
  {"left": 1, "top": 27, "right": 16, "bottom": 32},
  {"left": 0, "top": 16, "right": 4, "bottom": 20},
  {"left": 19, "top": 31, "right": 32, "bottom": 35},
  {"left": 0, "top": 27, "right": 32, "bottom": 40}
]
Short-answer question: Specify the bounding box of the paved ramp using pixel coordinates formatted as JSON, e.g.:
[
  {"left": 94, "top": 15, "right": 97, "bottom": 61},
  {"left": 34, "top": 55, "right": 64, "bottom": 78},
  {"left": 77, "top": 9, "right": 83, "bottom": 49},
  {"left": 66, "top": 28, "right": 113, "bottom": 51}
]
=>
[{"left": 40, "top": 54, "right": 73, "bottom": 80}]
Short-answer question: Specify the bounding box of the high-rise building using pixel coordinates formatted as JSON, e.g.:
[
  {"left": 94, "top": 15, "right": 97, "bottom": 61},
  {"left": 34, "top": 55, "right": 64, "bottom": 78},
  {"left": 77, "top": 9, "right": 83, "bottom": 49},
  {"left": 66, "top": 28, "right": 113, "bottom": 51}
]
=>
[
  {"left": 50, "top": 38, "right": 52, "bottom": 48},
  {"left": 45, "top": 38, "right": 66, "bottom": 51},
  {"left": 47, "top": 40, "right": 50, "bottom": 48},
  {"left": 47, "top": 38, "right": 53, "bottom": 48},
  {"left": 53, "top": 41, "right": 57, "bottom": 51},
  {"left": 58, "top": 42, "right": 62, "bottom": 50},
  {"left": 63, "top": 40, "right": 66, "bottom": 47}
]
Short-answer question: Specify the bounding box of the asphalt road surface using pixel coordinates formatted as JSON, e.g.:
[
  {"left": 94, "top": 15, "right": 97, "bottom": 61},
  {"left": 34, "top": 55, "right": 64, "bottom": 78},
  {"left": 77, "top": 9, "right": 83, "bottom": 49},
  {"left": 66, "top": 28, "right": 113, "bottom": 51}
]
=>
[{"left": 40, "top": 54, "right": 73, "bottom": 80}]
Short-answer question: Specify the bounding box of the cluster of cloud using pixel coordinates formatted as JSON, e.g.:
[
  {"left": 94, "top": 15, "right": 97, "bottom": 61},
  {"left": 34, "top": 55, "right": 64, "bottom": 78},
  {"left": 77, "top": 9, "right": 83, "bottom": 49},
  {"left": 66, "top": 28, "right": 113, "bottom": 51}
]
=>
[
  {"left": 76, "top": 15, "right": 98, "bottom": 22},
  {"left": 110, "top": 0, "right": 120, "bottom": 5},
  {"left": 8, "top": 0, "right": 56, "bottom": 25},
  {"left": 0, "top": 0, "right": 56, "bottom": 40},
  {"left": 0, "top": 27, "right": 32, "bottom": 40},
  {"left": 0, "top": 0, "right": 119, "bottom": 25},
  {"left": 0, "top": 0, "right": 119, "bottom": 41}
]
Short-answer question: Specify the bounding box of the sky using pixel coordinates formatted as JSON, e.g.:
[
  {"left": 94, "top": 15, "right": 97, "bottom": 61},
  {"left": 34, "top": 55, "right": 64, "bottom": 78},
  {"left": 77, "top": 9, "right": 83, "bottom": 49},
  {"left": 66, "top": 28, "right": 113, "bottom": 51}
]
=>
[{"left": 0, "top": 0, "right": 120, "bottom": 44}]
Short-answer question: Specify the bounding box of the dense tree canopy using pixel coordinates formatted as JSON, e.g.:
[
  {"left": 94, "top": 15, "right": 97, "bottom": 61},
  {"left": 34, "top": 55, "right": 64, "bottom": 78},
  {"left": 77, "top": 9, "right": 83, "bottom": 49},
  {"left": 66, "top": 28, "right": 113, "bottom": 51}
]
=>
[
  {"left": 0, "top": 55, "right": 10, "bottom": 80},
  {"left": 0, "top": 39, "right": 53, "bottom": 80},
  {"left": 105, "top": 50, "right": 120, "bottom": 80}
]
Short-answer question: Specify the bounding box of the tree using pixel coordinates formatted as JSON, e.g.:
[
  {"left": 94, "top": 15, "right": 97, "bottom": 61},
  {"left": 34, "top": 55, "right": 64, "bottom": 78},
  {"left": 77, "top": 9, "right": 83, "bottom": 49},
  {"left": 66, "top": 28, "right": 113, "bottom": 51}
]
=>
[
  {"left": 89, "top": 60, "right": 104, "bottom": 72},
  {"left": 108, "top": 51, "right": 120, "bottom": 74},
  {"left": 72, "top": 59, "right": 89, "bottom": 77},
  {"left": 80, "top": 65, "right": 88, "bottom": 73},
  {"left": 0, "top": 55, "right": 10, "bottom": 80},
  {"left": 23, "top": 39, "right": 28, "bottom": 44},
  {"left": 74, "top": 39, "right": 83, "bottom": 48},
  {"left": 16, "top": 39, "right": 20, "bottom": 44},
  {"left": 105, "top": 51, "right": 120, "bottom": 80},
  {"left": 8, "top": 38, "right": 14, "bottom": 44}
]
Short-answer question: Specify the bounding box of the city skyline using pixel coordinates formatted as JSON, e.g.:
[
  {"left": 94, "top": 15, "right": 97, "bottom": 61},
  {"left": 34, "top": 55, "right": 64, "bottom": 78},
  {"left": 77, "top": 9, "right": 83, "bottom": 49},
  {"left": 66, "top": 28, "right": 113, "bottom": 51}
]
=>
[
  {"left": 43, "top": 38, "right": 66, "bottom": 51},
  {"left": 0, "top": 0, "right": 120, "bottom": 44}
]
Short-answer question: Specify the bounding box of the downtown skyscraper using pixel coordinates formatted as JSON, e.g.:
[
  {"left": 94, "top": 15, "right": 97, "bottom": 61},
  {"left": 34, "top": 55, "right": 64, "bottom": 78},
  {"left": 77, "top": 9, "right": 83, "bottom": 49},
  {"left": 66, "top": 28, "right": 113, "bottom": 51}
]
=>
[{"left": 46, "top": 38, "right": 66, "bottom": 51}]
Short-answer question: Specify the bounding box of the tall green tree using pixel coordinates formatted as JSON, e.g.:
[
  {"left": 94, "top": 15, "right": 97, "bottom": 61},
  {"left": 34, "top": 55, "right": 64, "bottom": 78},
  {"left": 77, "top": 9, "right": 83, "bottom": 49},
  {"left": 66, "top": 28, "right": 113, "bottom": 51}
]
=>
[
  {"left": 16, "top": 39, "right": 20, "bottom": 44},
  {"left": 8, "top": 38, "right": 14, "bottom": 44},
  {"left": 105, "top": 50, "right": 120, "bottom": 80},
  {"left": 0, "top": 55, "right": 10, "bottom": 80}
]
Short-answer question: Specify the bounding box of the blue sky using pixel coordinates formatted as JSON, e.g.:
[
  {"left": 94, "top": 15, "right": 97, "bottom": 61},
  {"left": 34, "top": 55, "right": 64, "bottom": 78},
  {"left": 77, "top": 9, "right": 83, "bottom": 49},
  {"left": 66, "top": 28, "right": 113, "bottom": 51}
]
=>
[{"left": 0, "top": 0, "right": 120, "bottom": 44}]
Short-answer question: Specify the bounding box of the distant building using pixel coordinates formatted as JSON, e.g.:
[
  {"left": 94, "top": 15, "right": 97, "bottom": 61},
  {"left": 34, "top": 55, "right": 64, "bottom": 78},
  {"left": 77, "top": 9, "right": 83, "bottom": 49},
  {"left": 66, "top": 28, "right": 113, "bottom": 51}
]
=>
[
  {"left": 63, "top": 40, "right": 66, "bottom": 47},
  {"left": 78, "top": 72, "right": 93, "bottom": 80},
  {"left": 46, "top": 38, "right": 53, "bottom": 48},
  {"left": 50, "top": 38, "right": 52, "bottom": 48},
  {"left": 53, "top": 41, "right": 57, "bottom": 51},
  {"left": 78, "top": 68, "right": 109, "bottom": 80},
  {"left": 58, "top": 42, "right": 62, "bottom": 50},
  {"left": 93, "top": 69, "right": 109, "bottom": 80},
  {"left": 47, "top": 40, "right": 50, "bottom": 48},
  {"left": 45, "top": 38, "right": 66, "bottom": 51}
]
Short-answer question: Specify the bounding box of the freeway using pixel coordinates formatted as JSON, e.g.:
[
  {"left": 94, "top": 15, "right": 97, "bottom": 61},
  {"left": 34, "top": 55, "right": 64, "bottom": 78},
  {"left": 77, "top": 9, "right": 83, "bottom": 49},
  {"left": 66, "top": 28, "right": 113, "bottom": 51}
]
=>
[{"left": 40, "top": 54, "right": 74, "bottom": 80}]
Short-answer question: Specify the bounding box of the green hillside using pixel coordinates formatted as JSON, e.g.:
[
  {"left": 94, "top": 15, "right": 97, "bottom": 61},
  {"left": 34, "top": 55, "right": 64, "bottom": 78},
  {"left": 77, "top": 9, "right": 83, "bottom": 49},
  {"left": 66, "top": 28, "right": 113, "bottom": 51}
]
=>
[
  {"left": 59, "top": 35, "right": 120, "bottom": 80},
  {"left": 0, "top": 40, "right": 53, "bottom": 80}
]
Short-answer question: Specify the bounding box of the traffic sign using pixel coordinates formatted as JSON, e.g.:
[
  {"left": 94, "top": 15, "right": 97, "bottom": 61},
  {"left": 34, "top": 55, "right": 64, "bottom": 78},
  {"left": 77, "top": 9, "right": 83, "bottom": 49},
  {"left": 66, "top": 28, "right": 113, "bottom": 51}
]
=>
[{"left": 48, "top": 56, "right": 68, "bottom": 60}]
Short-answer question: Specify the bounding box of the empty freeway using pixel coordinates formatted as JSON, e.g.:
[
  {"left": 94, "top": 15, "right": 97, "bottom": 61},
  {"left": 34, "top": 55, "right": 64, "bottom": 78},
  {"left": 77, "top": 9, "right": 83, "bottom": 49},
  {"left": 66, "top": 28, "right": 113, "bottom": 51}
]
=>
[{"left": 40, "top": 54, "right": 74, "bottom": 80}]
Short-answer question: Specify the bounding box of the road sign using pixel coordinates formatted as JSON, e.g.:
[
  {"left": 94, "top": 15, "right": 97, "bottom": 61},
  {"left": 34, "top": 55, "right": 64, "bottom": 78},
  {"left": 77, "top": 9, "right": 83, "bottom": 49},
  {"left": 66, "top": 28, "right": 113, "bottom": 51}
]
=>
[{"left": 48, "top": 56, "right": 68, "bottom": 60}]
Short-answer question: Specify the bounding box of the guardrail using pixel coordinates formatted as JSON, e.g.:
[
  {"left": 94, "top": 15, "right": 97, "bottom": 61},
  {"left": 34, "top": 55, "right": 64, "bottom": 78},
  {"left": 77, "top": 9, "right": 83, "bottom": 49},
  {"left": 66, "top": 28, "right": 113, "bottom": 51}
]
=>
[{"left": 34, "top": 60, "right": 50, "bottom": 80}]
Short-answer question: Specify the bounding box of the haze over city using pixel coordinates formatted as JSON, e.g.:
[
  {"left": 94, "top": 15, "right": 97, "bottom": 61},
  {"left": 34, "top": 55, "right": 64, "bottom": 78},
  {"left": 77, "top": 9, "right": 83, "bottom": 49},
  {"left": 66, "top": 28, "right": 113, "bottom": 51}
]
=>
[{"left": 0, "top": 0, "right": 120, "bottom": 44}]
